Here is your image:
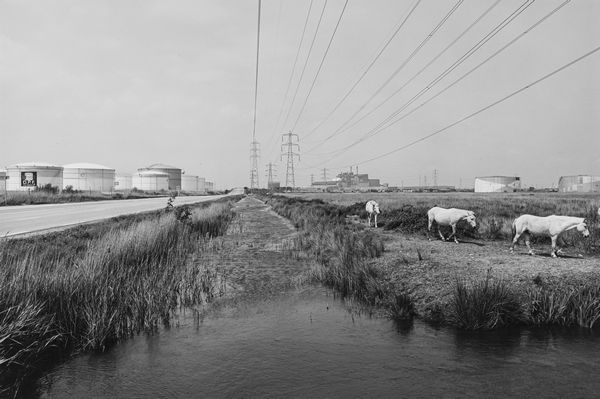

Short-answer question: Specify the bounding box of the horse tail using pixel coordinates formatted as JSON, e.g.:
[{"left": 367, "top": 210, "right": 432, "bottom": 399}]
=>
[{"left": 511, "top": 218, "right": 517, "bottom": 238}]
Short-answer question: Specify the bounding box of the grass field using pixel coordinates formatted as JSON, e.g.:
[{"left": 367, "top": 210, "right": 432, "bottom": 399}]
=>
[{"left": 286, "top": 191, "right": 600, "bottom": 253}]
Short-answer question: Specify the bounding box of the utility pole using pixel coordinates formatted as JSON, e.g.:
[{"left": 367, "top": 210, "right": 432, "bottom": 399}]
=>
[
  {"left": 433, "top": 169, "right": 438, "bottom": 188},
  {"left": 281, "top": 131, "right": 299, "bottom": 190},
  {"left": 250, "top": 140, "right": 260, "bottom": 189},
  {"left": 322, "top": 168, "right": 328, "bottom": 182},
  {"left": 265, "top": 162, "right": 276, "bottom": 189}
]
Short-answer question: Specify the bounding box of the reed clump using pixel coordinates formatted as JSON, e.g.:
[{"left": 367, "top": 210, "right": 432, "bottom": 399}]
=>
[
  {"left": 0, "top": 201, "right": 234, "bottom": 394},
  {"left": 449, "top": 272, "right": 522, "bottom": 330}
]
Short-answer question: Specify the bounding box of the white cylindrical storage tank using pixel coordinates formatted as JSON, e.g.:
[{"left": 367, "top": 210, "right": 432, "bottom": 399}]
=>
[
  {"left": 138, "top": 163, "right": 182, "bottom": 191},
  {"left": 474, "top": 176, "right": 521, "bottom": 193},
  {"left": 0, "top": 169, "right": 6, "bottom": 196},
  {"left": 63, "top": 163, "right": 115, "bottom": 192},
  {"left": 197, "top": 177, "right": 206, "bottom": 193},
  {"left": 206, "top": 181, "right": 214, "bottom": 192},
  {"left": 558, "top": 175, "right": 600, "bottom": 193},
  {"left": 132, "top": 171, "right": 169, "bottom": 192},
  {"left": 115, "top": 173, "right": 133, "bottom": 191},
  {"left": 181, "top": 175, "right": 199, "bottom": 192},
  {"left": 6, "top": 162, "right": 63, "bottom": 192}
]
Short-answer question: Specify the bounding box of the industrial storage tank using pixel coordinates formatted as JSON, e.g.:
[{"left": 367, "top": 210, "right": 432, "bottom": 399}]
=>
[
  {"left": 558, "top": 175, "right": 600, "bottom": 193},
  {"left": 181, "top": 175, "right": 199, "bottom": 192},
  {"left": 198, "top": 177, "right": 207, "bottom": 194},
  {"left": 6, "top": 162, "right": 63, "bottom": 192},
  {"left": 63, "top": 163, "right": 115, "bottom": 192},
  {"left": 206, "top": 181, "right": 214, "bottom": 192},
  {"left": 0, "top": 169, "right": 6, "bottom": 195},
  {"left": 474, "top": 176, "right": 521, "bottom": 193},
  {"left": 132, "top": 171, "right": 169, "bottom": 192},
  {"left": 138, "top": 163, "right": 181, "bottom": 191},
  {"left": 114, "top": 173, "right": 133, "bottom": 191}
]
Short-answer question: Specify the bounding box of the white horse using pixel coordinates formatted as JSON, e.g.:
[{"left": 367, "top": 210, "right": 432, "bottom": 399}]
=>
[
  {"left": 510, "top": 215, "right": 589, "bottom": 257},
  {"left": 427, "top": 206, "right": 476, "bottom": 243},
  {"left": 365, "top": 200, "right": 380, "bottom": 228}
]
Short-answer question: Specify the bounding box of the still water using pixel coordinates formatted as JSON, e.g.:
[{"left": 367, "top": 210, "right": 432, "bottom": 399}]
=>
[{"left": 37, "top": 287, "right": 600, "bottom": 398}]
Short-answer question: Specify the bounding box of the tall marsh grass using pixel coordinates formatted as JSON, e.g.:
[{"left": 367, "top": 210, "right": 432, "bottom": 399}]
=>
[
  {"left": 0, "top": 202, "right": 234, "bottom": 395},
  {"left": 264, "top": 195, "right": 412, "bottom": 319}
]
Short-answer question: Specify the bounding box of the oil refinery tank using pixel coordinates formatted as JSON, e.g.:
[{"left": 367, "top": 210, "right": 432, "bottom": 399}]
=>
[
  {"left": 114, "top": 173, "right": 133, "bottom": 191},
  {"left": 181, "top": 175, "right": 199, "bottom": 192},
  {"left": 6, "top": 162, "right": 63, "bottom": 191},
  {"left": 132, "top": 171, "right": 169, "bottom": 192},
  {"left": 138, "top": 163, "right": 181, "bottom": 191},
  {"left": 474, "top": 176, "right": 521, "bottom": 193},
  {"left": 63, "top": 163, "right": 115, "bottom": 192},
  {"left": 0, "top": 169, "right": 6, "bottom": 194},
  {"left": 558, "top": 175, "right": 600, "bottom": 193},
  {"left": 198, "top": 177, "right": 207, "bottom": 194}
]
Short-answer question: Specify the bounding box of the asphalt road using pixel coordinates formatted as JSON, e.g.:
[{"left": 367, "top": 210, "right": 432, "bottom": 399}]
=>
[{"left": 0, "top": 193, "right": 238, "bottom": 237}]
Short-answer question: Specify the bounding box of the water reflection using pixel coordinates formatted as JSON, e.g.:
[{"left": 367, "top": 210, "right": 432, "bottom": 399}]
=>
[{"left": 36, "top": 287, "right": 600, "bottom": 399}]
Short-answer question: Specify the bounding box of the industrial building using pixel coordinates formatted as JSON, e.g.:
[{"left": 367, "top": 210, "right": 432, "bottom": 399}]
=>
[
  {"left": 311, "top": 169, "right": 385, "bottom": 192},
  {"left": 205, "top": 181, "right": 214, "bottom": 192},
  {"left": 558, "top": 175, "right": 600, "bottom": 193},
  {"left": 114, "top": 173, "right": 133, "bottom": 191},
  {"left": 474, "top": 176, "right": 521, "bottom": 192},
  {"left": 198, "top": 177, "right": 206, "bottom": 193},
  {"left": 138, "top": 163, "right": 182, "bottom": 191},
  {"left": 63, "top": 163, "right": 116, "bottom": 192},
  {"left": 132, "top": 171, "right": 169, "bottom": 192},
  {"left": 5, "top": 162, "right": 64, "bottom": 191}
]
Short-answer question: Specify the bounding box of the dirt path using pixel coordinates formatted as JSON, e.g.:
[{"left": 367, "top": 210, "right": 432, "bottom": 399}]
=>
[{"left": 197, "top": 196, "right": 309, "bottom": 300}]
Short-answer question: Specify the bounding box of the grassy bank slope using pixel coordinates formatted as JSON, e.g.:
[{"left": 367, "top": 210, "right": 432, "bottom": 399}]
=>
[{"left": 0, "top": 200, "right": 236, "bottom": 396}]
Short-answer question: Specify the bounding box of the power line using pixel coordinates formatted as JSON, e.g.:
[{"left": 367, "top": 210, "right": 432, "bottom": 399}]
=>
[
  {"left": 290, "top": 0, "right": 349, "bottom": 133},
  {"left": 356, "top": 44, "right": 600, "bottom": 166},
  {"left": 342, "top": 0, "right": 570, "bottom": 156},
  {"left": 268, "top": 0, "right": 314, "bottom": 147},
  {"left": 302, "top": 0, "right": 422, "bottom": 140},
  {"left": 320, "top": 0, "right": 465, "bottom": 144},
  {"left": 311, "top": 0, "right": 536, "bottom": 164},
  {"left": 280, "top": 0, "right": 328, "bottom": 134},
  {"left": 305, "top": 0, "right": 502, "bottom": 152},
  {"left": 252, "top": 0, "right": 262, "bottom": 141}
]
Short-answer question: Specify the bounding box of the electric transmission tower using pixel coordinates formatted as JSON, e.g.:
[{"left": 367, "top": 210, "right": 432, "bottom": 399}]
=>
[
  {"left": 265, "top": 162, "right": 277, "bottom": 189},
  {"left": 281, "top": 131, "right": 300, "bottom": 189},
  {"left": 250, "top": 140, "right": 260, "bottom": 189},
  {"left": 433, "top": 169, "right": 438, "bottom": 188}
]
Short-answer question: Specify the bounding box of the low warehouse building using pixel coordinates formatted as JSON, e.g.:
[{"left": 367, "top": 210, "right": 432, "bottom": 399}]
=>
[
  {"left": 558, "top": 175, "right": 600, "bottom": 193},
  {"left": 198, "top": 177, "right": 207, "bottom": 193},
  {"left": 132, "top": 171, "right": 169, "bottom": 192},
  {"left": 138, "top": 163, "right": 182, "bottom": 191},
  {"left": 63, "top": 163, "right": 115, "bottom": 192},
  {"left": 6, "top": 162, "right": 63, "bottom": 192},
  {"left": 114, "top": 173, "right": 133, "bottom": 191},
  {"left": 474, "top": 176, "right": 521, "bottom": 193}
]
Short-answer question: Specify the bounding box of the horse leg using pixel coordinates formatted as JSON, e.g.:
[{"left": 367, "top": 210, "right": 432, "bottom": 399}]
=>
[
  {"left": 450, "top": 224, "right": 459, "bottom": 243},
  {"left": 510, "top": 232, "right": 522, "bottom": 253},
  {"left": 374, "top": 213, "right": 378, "bottom": 228},
  {"left": 367, "top": 213, "right": 371, "bottom": 227},
  {"left": 427, "top": 218, "right": 433, "bottom": 241},
  {"left": 524, "top": 233, "right": 535, "bottom": 255},
  {"left": 551, "top": 236, "right": 558, "bottom": 258},
  {"left": 438, "top": 225, "right": 446, "bottom": 241}
]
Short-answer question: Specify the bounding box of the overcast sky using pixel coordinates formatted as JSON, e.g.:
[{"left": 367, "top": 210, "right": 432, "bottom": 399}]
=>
[{"left": 1, "top": 0, "right": 598, "bottom": 189}]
